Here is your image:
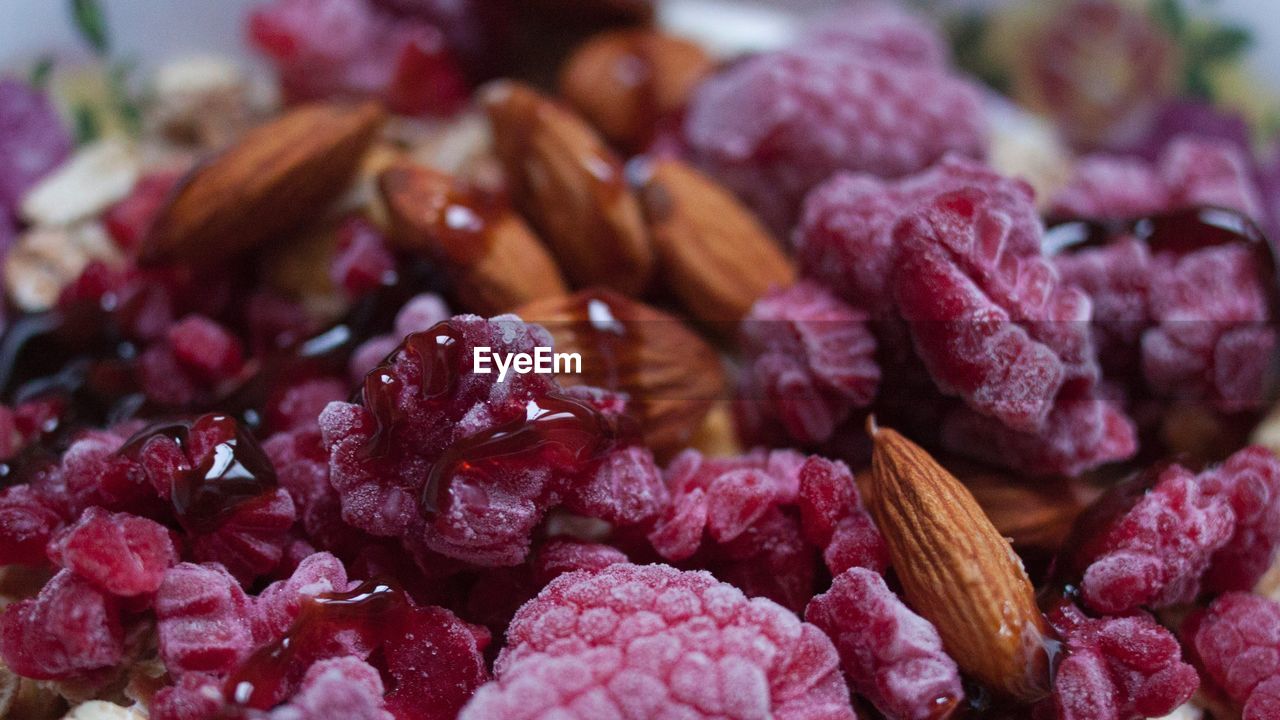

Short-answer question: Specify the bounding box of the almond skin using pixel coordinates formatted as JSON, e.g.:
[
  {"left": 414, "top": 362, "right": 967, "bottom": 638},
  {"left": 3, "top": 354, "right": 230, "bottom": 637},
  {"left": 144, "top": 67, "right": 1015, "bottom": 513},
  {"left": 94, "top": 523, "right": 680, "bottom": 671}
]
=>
[
  {"left": 516, "top": 289, "right": 726, "bottom": 459},
  {"left": 141, "top": 100, "right": 385, "bottom": 264},
  {"left": 560, "top": 29, "right": 712, "bottom": 150},
  {"left": 634, "top": 158, "right": 796, "bottom": 327},
  {"left": 379, "top": 162, "right": 568, "bottom": 315},
  {"left": 957, "top": 466, "right": 1097, "bottom": 553},
  {"left": 867, "top": 421, "right": 1051, "bottom": 701},
  {"left": 484, "top": 81, "right": 654, "bottom": 295}
]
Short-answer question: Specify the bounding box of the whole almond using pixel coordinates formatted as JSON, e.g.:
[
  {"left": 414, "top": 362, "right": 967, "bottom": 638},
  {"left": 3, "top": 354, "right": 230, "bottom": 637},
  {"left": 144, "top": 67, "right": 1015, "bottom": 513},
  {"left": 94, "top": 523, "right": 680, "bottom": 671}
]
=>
[
  {"left": 380, "top": 162, "right": 569, "bottom": 315},
  {"left": 517, "top": 289, "right": 726, "bottom": 458},
  {"left": 635, "top": 158, "right": 795, "bottom": 327},
  {"left": 957, "top": 466, "right": 1097, "bottom": 553},
  {"left": 867, "top": 421, "right": 1050, "bottom": 701},
  {"left": 484, "top": 81, "right": 653, "bottom": 295},
  {"left": 140, "top": 100, "right": 385, "bottom": 264},
  {"left": 560, "top": 29, "right": 712, "bottom": 150}
]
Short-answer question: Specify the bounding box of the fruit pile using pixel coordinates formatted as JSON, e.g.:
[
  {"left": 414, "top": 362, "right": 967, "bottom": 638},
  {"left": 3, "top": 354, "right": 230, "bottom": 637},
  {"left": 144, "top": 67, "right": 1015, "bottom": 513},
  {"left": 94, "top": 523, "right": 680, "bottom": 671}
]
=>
[{"left": 1, "top": 1, "right": 1280, "bottom": 719}]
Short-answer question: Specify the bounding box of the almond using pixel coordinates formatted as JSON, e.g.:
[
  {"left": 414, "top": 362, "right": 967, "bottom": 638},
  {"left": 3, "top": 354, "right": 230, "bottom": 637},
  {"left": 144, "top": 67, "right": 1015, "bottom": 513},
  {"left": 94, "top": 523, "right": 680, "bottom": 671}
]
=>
[
  {"left": 634, "top": 158, "right": 795, "bottom": 327},
  {"left": 484, "top": 81, "right": 653, "bottom": 295},
  {"left": 140, "top": 100, "right": 385, "bottom": 264},
  {"left": 380, "top": 162, "right": 569, "bottom": 315},
  {"left": 560, "top": 29, "right": 712, "bottom": 150},
  {"left": 867, "top": 420, "right": 1050, "bottom": 701},
  {"left": 516, "top": 289, "right": 726, "bottom": 459},
  {"left": 956, "top": 465, "right": 1097, "bottom": 553}
]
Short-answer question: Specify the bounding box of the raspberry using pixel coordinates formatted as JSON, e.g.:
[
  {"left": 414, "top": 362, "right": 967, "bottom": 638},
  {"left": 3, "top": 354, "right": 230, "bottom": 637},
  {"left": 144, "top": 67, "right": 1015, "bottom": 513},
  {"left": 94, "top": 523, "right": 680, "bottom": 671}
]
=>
[
  {"left": 796, "top": 457, "right": 888, "bottom": 576},
  {"left": 270, "top": 657, "right": 392, "bottom": 720},
  {"left": 1077, "top": 463, "right": 1233, "bottom": 614},
  {"left": 167, "top": 315, "right": 246, "bottom": 383},
  {"left": 0, "top": 79, "right": 71, "bottom": 215},
  {"left": 264, "top": 427, "right": 364, "bottom": 555},
  {"left": 737, "top": 282, "right": 879, "bottom": 445},
  {"left": 647, "top": 448, "right": 804, "bottom": 561},
  {"left": 1047, "top": 602, "right": 1198, "bottom": 720},
  {"left": 0, "top": 484, "right": 65, "bottom": 565},
  {"left": 393, "top": 293, "right": 451, "bottom": 340},
  {"left": 891, "top": 188, "right": 1098, "bottom": 433},
  {"left": 800, "top": 0, "right": 947, "bottom": 69},
  {"left": 461, "top": 563, "right": 855, "bottom": 720},
  {"left": 151, "top": 674, "right": 225, "bottom": 720},
  {"left": 382, "top": 605, "right": 490, "bottom": 720},
  {"left": 46, "top": 507, "right": 179, "bottom": 597},
  {"left": 531, "top": 539, "right": 628, "bottom": 586},
  {"left": 1142, "top": 244, "right": 1275, "bottom": 412},
  {"left": 939, "top": 396, "right": 1137, "bottom": 477},
  {"left": 683, "top": 46, "right": 986, "bottom": 232},
  {"left": 267, "top": 377, "right": 347, "bottom": 433},
  {"left": 0, "top": 570, "right": 123, "bottom": 680},
  {"left": 155, "top": 562, "right": 258, "bottom": 678},
  {"left": 103, "top": 171, "right": 181, "bottom": 252},
  {"left": 321, "top": 315, "right": 664, "bottom": 566},
  {"left": 710, "top": 507, "right": 816, "bottom": 613},
  {"left": 1200, "top": 446, "right": 1280, "bottom": 593},
  {"left": 1051, "top": 136, "right": 1264, "bottom": 223},
  {"left": 254, "top": 552, "right": 352, "bottom": 641},
  {"left": 1053, "top": 237, "right": 1151, "bottom": 366},
  {"left": 1191, "top": 593, "right": 1280, "bottom": 720},
  {"left": 805, "top": 567, "right": 963, "bottom": 720},
  {"left": 794, "top": 154, "right": 1041, "bottom": 314},
  {"left": 330, "top": 216, "right": 398, "bottom": 297}
]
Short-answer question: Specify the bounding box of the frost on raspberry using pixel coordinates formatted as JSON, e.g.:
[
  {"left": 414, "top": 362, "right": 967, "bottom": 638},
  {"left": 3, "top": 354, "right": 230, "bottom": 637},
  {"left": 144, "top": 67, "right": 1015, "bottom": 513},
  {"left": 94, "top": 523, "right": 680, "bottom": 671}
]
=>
[
  {"left": 0, "top": 484, "right": 65, "bottom": 565},
  {"left": 460, "top": 563, "right": 855, "bottom": 720},
  {"left": 794, "top": 154, "right": 1041, "bottom": 314},
  {"left": 46, "top": 507, "right": 179, "bottom": 597},
  {"left": 1072, "top": 462, "right": 1233, "bottom": 614},
  {"left": 891, "top": 187, "right": 1098, "bottom": 433},
  {"left": 321, "top": 314, "right": 665, "bottom": 567},
  {"left": 1190, "top": 592, "right": 1280, "bottom": 720},
  {"left": 269, "top": 656, "right": 392, "bottom": 720},
  {"left": 683, "top": 45, "right": 986, "bottom": 232},
  {"left": 737, "top": 282, "right": 880, "bottom": 445},
  {"left": 1047, "top": 601, "right": 1198, "bottom": 720},
  {"left": 799, "top": 0, "right": 948, "bottom": 69},
  {"left": 0, "top": 570, "right": 123, "bottom": 680},
  {"left": 805, "top": 567, "right": 962, "bottom": 720},
  {"left": 155, "top": 562, "right": 258, "bottom": 678},
  {"left": 796, "top": 456, "right": 887, "bottom": 576},
  {"left": 1199, "top": 446, "right": 1280, "bottom": 593}
]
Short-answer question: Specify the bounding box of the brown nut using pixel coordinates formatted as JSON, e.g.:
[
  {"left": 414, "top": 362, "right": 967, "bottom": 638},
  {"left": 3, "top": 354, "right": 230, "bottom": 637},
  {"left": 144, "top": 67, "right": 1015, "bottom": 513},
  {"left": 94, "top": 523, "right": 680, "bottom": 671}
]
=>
[
  {"left": 141, "top": 100, "right": 385, "bottom": 264},
  {"left": 517, "top": 289, "right": 726, "bottom": 458},
  {"left": 380, "top": 162, "right": 569, "bottom": 315},
  {"left": 634, "top": 158, "right": 795, "bottom": 327},
  {"left": 484, "top": 81, "right": 653, "bottom": 295},
  {"left": 559, "top": 29, "right": 712, "bottom": 150}
]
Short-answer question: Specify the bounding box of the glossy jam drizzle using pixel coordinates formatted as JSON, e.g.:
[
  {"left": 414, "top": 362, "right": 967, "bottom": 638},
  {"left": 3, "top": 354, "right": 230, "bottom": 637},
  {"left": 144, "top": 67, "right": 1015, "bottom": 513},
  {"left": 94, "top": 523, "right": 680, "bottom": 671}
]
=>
[
  {"left": 421, "top": 391, "right": 635, "bottom": 515},
  {"left": 360, "top": 322, "right": 465, "bottom": 456},
  {"left": 117, "top": 413, "right": 276, "bottom": 533},
  {"left": 226, "top": 579, "right": 407, "bottom": 710}
]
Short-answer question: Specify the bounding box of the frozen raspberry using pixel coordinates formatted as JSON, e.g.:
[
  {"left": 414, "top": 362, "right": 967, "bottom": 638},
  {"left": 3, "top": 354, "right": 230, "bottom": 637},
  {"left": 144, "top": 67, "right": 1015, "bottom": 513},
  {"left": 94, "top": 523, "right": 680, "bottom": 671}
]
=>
[
  {"left": 1050, "top": 157, "right": 1169, "bottom": 220},
  {"left": 188, "top": 488, "right": 296, "bottom": 582},
  {"left": 0, "top": 570, "right": 123, "bottom": 680},
  {"left": 46, "top": 507, "right": 179, "bottom": 597},
  {"left": 382, "top": 605, "right": 490, "bottom": 719},
  {"left": 797, "top": 457, "right": 888, "bottom": 576},
  {"left": 806, "top": 567, "right": 962, "bottom": 720},
  {"left": 800, "top": 0, "right": 947, "bottom": 69},
  {"left": 1191, "top": 593, "right": 1280, "bottom": 720},
  {"left": 940, "top": 396, "right": 1137, "bottom": 477},
  {"left": 0, "top": 485, "right": 65, "bottom": 565},
  {"left": 0, "top": 79, "right": 71, "bottom": 214},
  {"left": 648, "top": 448, "right": 804, "bottom": 561},
  {"left": 249, "top": 0, "right": 469, "bottom": 115},
  {"left": 1142, "top": 244, "right": 1275, "bottom": 412},
  {"left": 531, "top": 540, "right": 628, "bottom": 586},
  {"left": 349, "top": 335, "right": 400, "bottom": 383},
  {"left": 794, "top": 154, "right": 1041, "bottom": 314},
  {"left": 167, "top": 315, "right": 246, "bottom": 383},
  {"left": 1047, "top": 602, "right": 1198, "bottom": 720},
  {"left": 1053, "top": 237, "right": 1151, "bottom": 366},
  {"left": 892, "top": 187, "right": 1098, "bottom": 432},
  {"left": 268, "top": 377, "right": 347, "bottom": 433},
  {"left": 330, "top": 216, "right": 398, "bottom": 297},
  {"left": 1051, "top": 136, "right": 1264, "bottom": 223},
  {"left": 103, "top": 171, "right": 181, "bottom": 252},
  {"left": 271, "top": 656, "right": 392, "bottom": 720},
  {"left": 1075, "top": 463, "right": 1233, "bottom": 614},
  {"left": 322, "top": 315, "right": 664, "bottom": 566},
  {"left": 151, "top": 674, "right": 226, "bottom": 720},
  {"left": 461, "top": 563, "right": 854, "bottom": 720},
  {"left": 737, "top": 282, "right": 879, "bottom": 445},
  {"left": 265, "top": 427, "right": 363, "bottom": 555},
  {"left": 1200, "top": 446, "right": 1280, "bottom": 593},
  {"left": 155, "top": 562, "right": 257, "bottom": 678},
  {"left": 683, "top": 46, "right": 986, "bottom": 232},
  {"left": 254, "top": 552, "right": 351, "bottom": 641},
  {"left": 349, "top": 293, "right": 452, "bottom": 382},
  {"left": 710, "top": 507, "right": 816, "bottom": 612}
]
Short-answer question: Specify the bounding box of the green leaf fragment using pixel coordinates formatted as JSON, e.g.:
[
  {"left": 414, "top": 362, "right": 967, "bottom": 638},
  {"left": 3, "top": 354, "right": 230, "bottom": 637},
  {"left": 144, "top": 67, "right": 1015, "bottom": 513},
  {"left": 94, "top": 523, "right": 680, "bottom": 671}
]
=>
[{"left": 70, "top": 0, "right": 110, "bottom": 55}]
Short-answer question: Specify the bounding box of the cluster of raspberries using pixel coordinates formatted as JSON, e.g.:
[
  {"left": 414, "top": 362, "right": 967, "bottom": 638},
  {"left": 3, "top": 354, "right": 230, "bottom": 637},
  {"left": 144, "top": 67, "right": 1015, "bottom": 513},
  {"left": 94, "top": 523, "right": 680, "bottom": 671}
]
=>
[{"left": 1, "top": 1, "right": 1280, "bottom": 720}]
